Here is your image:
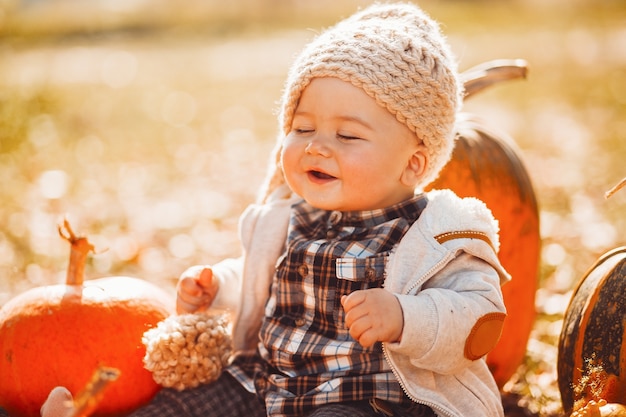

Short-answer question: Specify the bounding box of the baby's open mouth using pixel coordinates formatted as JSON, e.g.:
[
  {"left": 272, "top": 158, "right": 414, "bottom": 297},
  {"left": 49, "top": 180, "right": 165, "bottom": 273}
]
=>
[{"left": 309, "top": 170, "right": 335, "bottom": 180}]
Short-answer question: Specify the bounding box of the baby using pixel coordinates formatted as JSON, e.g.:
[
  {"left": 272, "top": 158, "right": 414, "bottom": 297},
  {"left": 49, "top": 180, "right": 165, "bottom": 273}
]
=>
[{"left": 41, "top": 2, "right": 509, "bottom": 416}]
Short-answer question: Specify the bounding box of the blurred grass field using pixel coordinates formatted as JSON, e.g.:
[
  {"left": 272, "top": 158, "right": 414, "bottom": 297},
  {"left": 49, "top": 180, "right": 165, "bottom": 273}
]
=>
[{"left": 1, "top": 0, "right": 625, "bottom": 414}]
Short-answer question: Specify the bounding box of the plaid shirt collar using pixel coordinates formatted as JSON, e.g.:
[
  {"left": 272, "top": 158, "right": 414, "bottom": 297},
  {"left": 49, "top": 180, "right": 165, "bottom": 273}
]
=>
[{"left": 290, "top": 193, "right": 429, "bottom": 236}]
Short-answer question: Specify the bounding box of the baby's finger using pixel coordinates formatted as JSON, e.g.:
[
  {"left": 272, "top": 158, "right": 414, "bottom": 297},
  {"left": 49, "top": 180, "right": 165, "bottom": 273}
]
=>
[
  {"left": 341, "top": 290, "right": 366, "bottom": 312},
  {"left": 196, "top": 268, "right": 219, "bottom": 302},
  {"left": 347, "top": 315, "right": 373, "bottom": 343},
  {"left": 176, "top": 277, "right": 211, "bottom": 314},
  {"left": 356, "top": 330, "right": 377, "bottom": 348},
  {"left": 176, "top": 296, "right": 208, "bottom": 314},
  {"left": 344, "top": 304, "right": 365, "bottom": 330},
  {"left": 349, "top": 323, "right": 377, "bottom": 348},
  {"left": 196, "top": 267, "right": 214, "bottom": 289}
]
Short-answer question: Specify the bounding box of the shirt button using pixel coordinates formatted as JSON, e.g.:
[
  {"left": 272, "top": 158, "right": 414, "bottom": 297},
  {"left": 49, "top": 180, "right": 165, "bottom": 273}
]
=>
[
  {"left": 326, "top": 229, "right": 338, "bottom": 239},
  {"left": 329, "top": 211, "right": 342, "bottom": 224},
  {"left": 297, "top": 264, "right": 308, "bottom": 277},
  {"left": 364, "top": 267, "right": 376, "bottom": 280},
  {"left": 294, "top": 318, "right": 306, "bottom": 327}
]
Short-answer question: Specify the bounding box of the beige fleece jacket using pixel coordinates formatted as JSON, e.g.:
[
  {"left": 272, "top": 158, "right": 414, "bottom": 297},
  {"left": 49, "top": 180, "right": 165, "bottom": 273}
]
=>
[{"left": 211, "top": 185, "right": 510, "bottom": 417}]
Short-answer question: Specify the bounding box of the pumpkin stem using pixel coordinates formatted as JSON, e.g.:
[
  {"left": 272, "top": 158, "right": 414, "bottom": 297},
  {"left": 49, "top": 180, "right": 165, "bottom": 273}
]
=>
[
  {"left": 462, "top": 59, "right": 528, "bottom": 99},
  {"left": 605, "top": 177, "right": 626, "bottom": 199},
  {"left": 58, "top": 219, "right": 95, "bottom": 286},
  {"left": 70, "top": 366, "right": 121, "bottom": 417}
]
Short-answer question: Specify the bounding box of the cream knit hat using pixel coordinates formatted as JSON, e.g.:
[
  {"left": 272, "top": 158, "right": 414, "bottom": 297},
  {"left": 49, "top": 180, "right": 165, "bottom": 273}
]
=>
[{"left": 261, "top": 2, "right": 462, "bottom": 202}]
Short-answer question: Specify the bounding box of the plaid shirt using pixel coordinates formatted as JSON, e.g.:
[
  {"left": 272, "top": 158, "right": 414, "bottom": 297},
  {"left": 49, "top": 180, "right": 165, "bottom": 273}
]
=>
[{"left": 228, "top": 195, "right": 428, "bottom": 416}]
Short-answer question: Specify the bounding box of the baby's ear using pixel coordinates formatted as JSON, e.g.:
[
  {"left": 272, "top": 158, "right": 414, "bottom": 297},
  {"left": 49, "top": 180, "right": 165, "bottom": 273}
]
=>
[{"left": 400, "top": 146, "right": 428, "bottom": 188}]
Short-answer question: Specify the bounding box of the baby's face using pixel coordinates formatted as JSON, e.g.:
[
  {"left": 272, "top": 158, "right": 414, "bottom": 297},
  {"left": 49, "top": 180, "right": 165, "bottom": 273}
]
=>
[{"left": 281, "top": 77, "right": 426, "bottom": 212}]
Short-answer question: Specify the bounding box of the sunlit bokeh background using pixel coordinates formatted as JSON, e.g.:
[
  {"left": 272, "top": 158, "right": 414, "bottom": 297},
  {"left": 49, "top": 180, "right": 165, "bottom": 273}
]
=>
[{"left": 1, "top": 0, "right": 625, "bottom": 414}]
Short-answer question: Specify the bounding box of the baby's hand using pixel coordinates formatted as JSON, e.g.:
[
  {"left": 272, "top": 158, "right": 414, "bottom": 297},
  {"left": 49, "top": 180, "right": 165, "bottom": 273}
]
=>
[
  {"left": 341, "top": 288, "right": 403, "bottom": 348},
  {"left": 176, "top": 266, "right": 219, "bottom": 314}
]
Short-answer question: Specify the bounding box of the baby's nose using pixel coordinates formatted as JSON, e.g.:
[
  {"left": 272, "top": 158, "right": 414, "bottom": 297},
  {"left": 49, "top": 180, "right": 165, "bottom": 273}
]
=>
[{"left": 305, "top": 134, "right": 332, "bottom": 156}]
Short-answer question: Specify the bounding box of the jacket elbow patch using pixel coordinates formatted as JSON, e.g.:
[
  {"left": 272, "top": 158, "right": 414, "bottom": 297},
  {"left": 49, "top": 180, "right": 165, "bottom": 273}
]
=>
[{"left": 464, "top": 312, "right": 506, "bottom": 361}]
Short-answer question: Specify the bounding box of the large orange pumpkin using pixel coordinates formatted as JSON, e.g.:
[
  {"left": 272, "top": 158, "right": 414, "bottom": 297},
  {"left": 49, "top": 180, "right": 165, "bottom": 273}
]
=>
[
  {"left": 0, "top": 221, "right": 174, "bottom": 417},
  {"left": 426, "top": 59, "right": 541, "bottom": 388},
  {"left": 557, "top": 246, "right": 626, "bottom": 414}
]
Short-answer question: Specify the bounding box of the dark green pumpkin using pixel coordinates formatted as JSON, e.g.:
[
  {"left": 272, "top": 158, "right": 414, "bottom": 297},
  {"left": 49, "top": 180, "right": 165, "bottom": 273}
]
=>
[{"left": 557, "top": 247, "right": 626, "bottom": 413}]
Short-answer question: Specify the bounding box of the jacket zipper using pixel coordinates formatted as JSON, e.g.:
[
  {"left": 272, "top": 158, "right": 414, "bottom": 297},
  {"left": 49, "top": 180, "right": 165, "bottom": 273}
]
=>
[
  {"left": 405, "top": 251, "right": 454, "bottom": 297},
  {"left": 383, "top": 251, "right": 456, "bottom": 417},
  {"left": 382, "top": 344, "right": 452, "bottom": 417}
]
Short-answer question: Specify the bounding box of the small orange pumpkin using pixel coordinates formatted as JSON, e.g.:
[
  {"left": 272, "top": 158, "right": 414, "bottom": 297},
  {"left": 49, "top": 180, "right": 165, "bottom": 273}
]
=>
[
  {"left": 557, "top": 246, "right": 626, "bottom": 414},
  {"left": 0, "top": 221, "right": 174, "bottom": 417},
  {"left": 426, "top": 60, "right": 540, "bottom": 388}
]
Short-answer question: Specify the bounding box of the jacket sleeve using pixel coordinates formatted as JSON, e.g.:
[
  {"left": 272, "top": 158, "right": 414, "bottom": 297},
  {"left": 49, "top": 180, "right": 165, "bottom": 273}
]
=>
[
  {"left": 199, "top": 198, "right": 262, "bottom": 314},
  {"left": 387, "top": 249, "right": 507, "bottom": 375},
  {"left": 210, "top": 256, "right": 244, "bottom": 312}
]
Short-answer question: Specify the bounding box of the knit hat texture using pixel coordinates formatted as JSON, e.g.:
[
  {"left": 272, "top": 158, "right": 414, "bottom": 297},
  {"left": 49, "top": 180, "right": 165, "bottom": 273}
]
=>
[{"left": 269, "top": 2, "right": 462, "bottom": 197}]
